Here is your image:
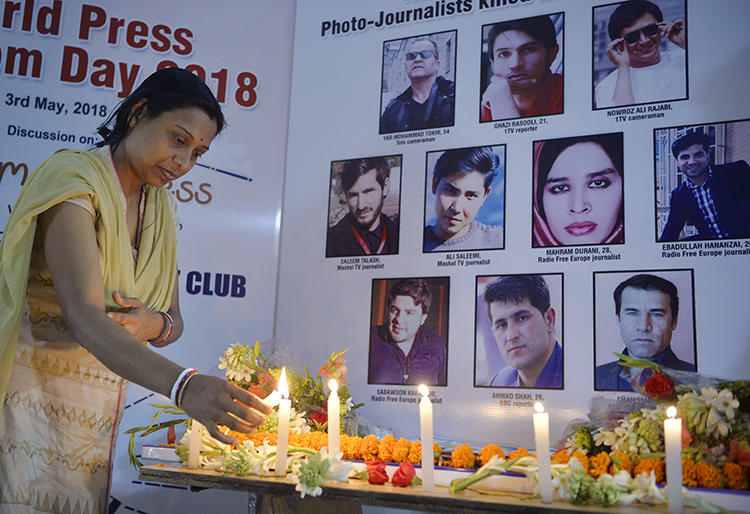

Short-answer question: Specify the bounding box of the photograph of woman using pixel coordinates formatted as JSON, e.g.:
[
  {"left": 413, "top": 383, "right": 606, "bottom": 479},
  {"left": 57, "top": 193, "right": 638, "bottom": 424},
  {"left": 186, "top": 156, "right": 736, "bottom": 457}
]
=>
[
  {"left": 0, "top": 68, "right": 271, "bottom": 512},
  {"left": 532, "top": 132, "right": 624, "bottom": 247}
]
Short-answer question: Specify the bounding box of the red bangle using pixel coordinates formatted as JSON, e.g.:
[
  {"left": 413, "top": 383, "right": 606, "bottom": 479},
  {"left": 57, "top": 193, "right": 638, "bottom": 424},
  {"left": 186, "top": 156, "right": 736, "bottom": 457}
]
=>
[
  {"left": 176, "top": 370, "right": 199, "bottom": 408},
  {"left": 149, "top": 311, "right": 173, "bottom": 344}
]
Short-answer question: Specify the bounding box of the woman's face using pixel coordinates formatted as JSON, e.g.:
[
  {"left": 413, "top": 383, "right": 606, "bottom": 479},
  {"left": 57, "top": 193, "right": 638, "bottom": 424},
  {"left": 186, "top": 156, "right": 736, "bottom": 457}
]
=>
[
  {"left": 123, "top": 106, "right": 217, "bottom": 187},
  {"left": 541, "top": 142, "right": 622, "bottom": 245}
]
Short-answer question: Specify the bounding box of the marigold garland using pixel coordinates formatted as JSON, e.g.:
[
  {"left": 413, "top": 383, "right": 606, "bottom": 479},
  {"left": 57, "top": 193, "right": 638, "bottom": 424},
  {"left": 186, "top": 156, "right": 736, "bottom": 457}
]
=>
[
  {"left": 408, "top": 440, "right": 422, "bottom": 465},
  {"left": 588, "top": 451, "right": 610, "bottom": 479},
  {"left": 633, "top": 457, "right": 665, "bottom": 485},
  {"left": 696, "top": 460, "right": 724, "bottom": 489},
  {"left": 507, "top": 447, "right": 530, "bottom": 461},
  {"left": 551, "top": 450, "right": 570, "bottom": 465},
  {"left": 479, "top": 444, "right": 505, "bottom": 466},
  {"left": 450, "top": 444, "right": 476, "bottom": 469},
  {"left": 682, "top": 457, "right": 698, "bottom": 487},
  {"left": 392, "top": 438, "right": 411, "bottom": 463},
  {"left": 722, "top": 461, "right": 748, "bottom": 490},
  {"left": 361, "top": 434, "right": 379, "bottom": 461},
  {"left": 377, "top": 434, "right": 396, "bottom": 462}
]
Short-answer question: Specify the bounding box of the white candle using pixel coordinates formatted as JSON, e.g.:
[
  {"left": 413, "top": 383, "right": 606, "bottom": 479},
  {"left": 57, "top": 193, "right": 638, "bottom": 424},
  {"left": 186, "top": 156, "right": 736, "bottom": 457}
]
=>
[
  {"left": 327, "top": 379, "right": 340, "bottom": 455},
  {"left": 188, "top": 420, "right": 202, "bottom": 469},
  {"left": 418, "top": 384, "right": 434, "bottom": 492},
  {"left": 532, "top": 402, "right": 552, "bottom": 503},
  {"left": 664, "top": 406, "right": 683, "bottom": 514},
  {"left": 275, "top": 367, "right": 291, "bottom": 476}
]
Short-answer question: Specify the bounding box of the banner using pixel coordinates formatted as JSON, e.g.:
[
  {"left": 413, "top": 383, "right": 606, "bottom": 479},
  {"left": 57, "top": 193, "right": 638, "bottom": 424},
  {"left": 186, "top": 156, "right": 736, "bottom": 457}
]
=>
[{"left": 277, "top": 0, "right": 750, "bottom": 452}]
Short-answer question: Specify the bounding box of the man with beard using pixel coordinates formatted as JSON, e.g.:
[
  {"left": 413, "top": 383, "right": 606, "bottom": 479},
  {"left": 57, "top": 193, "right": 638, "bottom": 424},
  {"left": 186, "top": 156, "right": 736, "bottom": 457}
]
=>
[
  {"left": 326, "top": 157, "right": 399, "bottom": 257},
  {"left": 484, "top": 275, "right": 562, "bottom": 388},
  {"left": 594, "top": 0, "right": 686, "bottom": 108},
  {"left": 380, "top": 36, "right": 455, "bottom": 134},
  {"left": 660, "top": 132, "right": 750, "bottom": 241},
  {"left": 368, "top": 279, "right": 447, "bottom": 386},
  {"left": 480, "top": 15, "right": 563, "bottom": 122},
  {"left": 596, "top": 274, "right": 695, "bottom": 391}
]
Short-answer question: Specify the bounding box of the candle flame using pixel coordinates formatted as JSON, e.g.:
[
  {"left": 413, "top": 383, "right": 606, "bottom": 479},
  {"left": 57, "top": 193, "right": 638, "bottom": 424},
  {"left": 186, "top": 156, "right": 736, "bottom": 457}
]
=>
[
  {"left": 328, "top": 378, "right": 339, "bottom": 393},
  {"left": 666, "top": 405, "right": 677, "bottom": 419},
  {"left": 534, "top": 401, "right": 544, "bottom": 413},
  {"left": 279, "top": 367, "right": 289, "bottom": 399},
  {"left": 418, "top": 384, "right": 429, "bottom": 397}
]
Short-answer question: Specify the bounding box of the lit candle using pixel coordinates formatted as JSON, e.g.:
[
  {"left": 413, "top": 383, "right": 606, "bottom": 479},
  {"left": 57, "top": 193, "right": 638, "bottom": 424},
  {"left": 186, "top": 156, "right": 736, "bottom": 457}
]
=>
[
  {"left": 664, "top": 406, "right": 683, "bottom": 514},
  {"left": 188, "top": 420, "right": 202, "bottom": 468},
  {"left": 327, "top": 379, "right": 340, "bottom": 455},
  {"left": 275, "top": 367, "right": 291, "bottom": 476},
  {"left": 532, "top": 402, "right": 552, "bottom": 503},
  {"left": 418, "top": 384, "right": 434, "bottom": 492}
]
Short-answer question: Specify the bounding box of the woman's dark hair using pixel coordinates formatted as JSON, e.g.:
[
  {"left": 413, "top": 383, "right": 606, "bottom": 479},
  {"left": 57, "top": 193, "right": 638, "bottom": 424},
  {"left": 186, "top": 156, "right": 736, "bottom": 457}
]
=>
[
  {"left": 96, "top": 67, "right": 226, "bottom": 150},
  {"left": 535, "top": 132, "right": 624, "bottom": 222}
]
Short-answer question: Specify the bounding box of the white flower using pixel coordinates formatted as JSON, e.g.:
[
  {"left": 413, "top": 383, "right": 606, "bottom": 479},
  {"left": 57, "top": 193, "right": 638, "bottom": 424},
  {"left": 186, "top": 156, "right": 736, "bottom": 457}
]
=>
[
  {"left": 288, "top": 473, "right": 322, "bottom": 498},
  {"left": 319, "top": 447, "right": 354, "bottom": 483}
]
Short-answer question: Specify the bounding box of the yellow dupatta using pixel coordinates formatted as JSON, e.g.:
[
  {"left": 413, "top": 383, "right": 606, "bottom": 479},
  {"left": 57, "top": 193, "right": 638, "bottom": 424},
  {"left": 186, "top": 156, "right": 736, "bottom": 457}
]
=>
[{"left": 0, "top": 148, "right": 177, "bottom": 402}]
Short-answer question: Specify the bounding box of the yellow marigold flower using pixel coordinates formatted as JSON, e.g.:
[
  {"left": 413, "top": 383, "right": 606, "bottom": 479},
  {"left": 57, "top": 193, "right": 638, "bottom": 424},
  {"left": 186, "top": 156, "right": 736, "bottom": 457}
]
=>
[
  {"left": 340, "top": 434, "right": 358, "bottom": 460},
  {"left": 450, "top": 444, "right": 476, "bottom": 469},
  {"left": 696, "top": 461, "right": 723, "bottom": 489},
  {"left": 508, "top": 448, "right": 530, "bottom": 461},
  {"left": 551, "top": 450, "right": 570, "bottom": 465},
  {"left": 635, "top": 457, "right": 666, "bottom": 485},
  {"left": 309, "top": 431, "right": 327, "bottom": 451},
  {"left": 378, "top": 434, "right": 396, "bottom": 462},
  {"left": 589, "top": 451, "right": 610, "bottom": 478},
  {"left": 408, "top": 440, "right": 422, "bottom": 465},
  {"left": 361, "top": 435, "right": 380, "bottom": 461},
  {"left": 479, "top": 444, "right": 505, "bottom": 466},
  {"left": 392, "top": 438, "right": 411, "bottom": 463},
  {"left": 608, "top": 451, "right": 632, "bottom": 475},
  {"left": 571, "top": 450, "right": 589, "bottom": 471},
  {"left": 723, "top": 461, "right": 748, "bottom": 490},
  {"left": 682, "top": 457, "right": 698, "bottom": 487}
]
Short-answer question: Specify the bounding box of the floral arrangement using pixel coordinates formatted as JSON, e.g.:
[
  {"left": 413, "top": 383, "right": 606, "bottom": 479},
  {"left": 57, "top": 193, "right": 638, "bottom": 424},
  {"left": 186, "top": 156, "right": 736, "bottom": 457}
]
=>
[{"left": 126, "top": 341, "right": 363, "bottom": 467}]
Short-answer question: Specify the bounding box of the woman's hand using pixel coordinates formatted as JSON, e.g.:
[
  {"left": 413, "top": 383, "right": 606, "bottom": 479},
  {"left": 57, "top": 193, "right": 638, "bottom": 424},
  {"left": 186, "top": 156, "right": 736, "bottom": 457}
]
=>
[
  {"left": 179, "top": 374, "right": 273, "bottom": 444},
  {"left": 107, "top": 291, "right": 164, "bottom": 342}
]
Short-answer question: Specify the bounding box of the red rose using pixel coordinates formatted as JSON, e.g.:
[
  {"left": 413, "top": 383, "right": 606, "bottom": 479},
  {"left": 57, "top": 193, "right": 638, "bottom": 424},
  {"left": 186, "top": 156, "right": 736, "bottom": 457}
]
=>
[
  {"left": 310, "top": 408, "right": 328, "bottom": 426},
  {"left": 643, "top": 373, "right": 675, "bottom": 400},
  {"left": 391, "top": 462, "right": 416, "bottom": 487},
  {"left": 365, "top": 459, "right": 388, "bottom": 485}
]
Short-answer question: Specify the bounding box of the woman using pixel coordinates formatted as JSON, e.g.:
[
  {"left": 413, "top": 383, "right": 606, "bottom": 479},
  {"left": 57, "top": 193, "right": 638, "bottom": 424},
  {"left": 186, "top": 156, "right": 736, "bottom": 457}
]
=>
[
  {"left": 532, "top": 133, "right": 624, "bottom": 247},
  {"left": 0, "top": 68, "right": 270, "bottom": 513}
]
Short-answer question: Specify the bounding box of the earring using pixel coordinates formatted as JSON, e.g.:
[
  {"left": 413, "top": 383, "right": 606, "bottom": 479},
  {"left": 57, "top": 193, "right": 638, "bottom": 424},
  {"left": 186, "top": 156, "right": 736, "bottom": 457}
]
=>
[{"left": 129, "top": 118, "right": 136, "bottom": 128}]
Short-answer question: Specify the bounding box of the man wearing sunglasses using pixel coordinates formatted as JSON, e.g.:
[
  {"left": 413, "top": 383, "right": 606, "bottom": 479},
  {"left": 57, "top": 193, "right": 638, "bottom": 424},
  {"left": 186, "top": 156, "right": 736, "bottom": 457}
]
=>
[
  {"left": 594, "top": 0, "right": 686, "bottom": 109},
  {"left": 380, "top": 36, "right": 455, "bottom": 134}
]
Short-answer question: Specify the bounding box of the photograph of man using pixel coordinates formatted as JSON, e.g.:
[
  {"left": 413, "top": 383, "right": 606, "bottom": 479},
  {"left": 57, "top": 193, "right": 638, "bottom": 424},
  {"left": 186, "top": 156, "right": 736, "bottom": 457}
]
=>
[
  {"left": 368, "top": 278, "right": 448, "bottom": 386},
  {"left": 475, "top": 274, "right": 563, "bottom": 389},
  {"left": 595, "top": 271, "right": 696, "bottom": 391},
  {"left": 326, "top": 156, "right": 400, "bottom": 258},
  {"left": 593, "top": 0, "right": 686, "bottom": 109},
  {"left": 658, "top": 131, "right": 750, "bottom": 241},
  {"left": 380, "top": 32, "right": 456, "bottom": 134},
  {"left": 480, "top": 13, "right": 563, "bottom": 122},
  {"left": 423, "top": 145, "right": 505, "bottom": 252},
  {"left": 533, "top": 133, "right": 624, "bottom": 247}
]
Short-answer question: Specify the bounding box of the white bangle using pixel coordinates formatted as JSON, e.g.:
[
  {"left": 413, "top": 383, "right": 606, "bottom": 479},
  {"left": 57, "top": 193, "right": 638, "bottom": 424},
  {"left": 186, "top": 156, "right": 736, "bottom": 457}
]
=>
[{"left": 170, "top": 368, "right": 196, "bottom": 406}]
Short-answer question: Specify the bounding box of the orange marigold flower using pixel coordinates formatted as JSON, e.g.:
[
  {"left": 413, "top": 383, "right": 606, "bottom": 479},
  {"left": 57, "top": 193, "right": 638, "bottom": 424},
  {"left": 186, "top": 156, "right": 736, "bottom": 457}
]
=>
[
  {"left": 433, "top": 442, "right": 442, "bottom": 464},
  {"left": 479, "top": 444, "right": 505, "bottom": 466},
  {"left": 450, "top": 444, "right": 476, "bottom": 469},
  {"left": 309, "top": 431, "right": 327, "bottom": 451},
  {"left": 392, "top": 438, "right": 411, "bottom": 463},
  {"left": 408, "top": 440, "right": 422, "bottom": 465},
  {"left": 635, "top": 457, "right": 666, "bottom": 485},
  {"left": 551, "top": 450, "right": 571, "bottom": 465},
  {"left": 340, "top": 435, "right": 359, "bottom": 460},
  {"left": 696, "top": 461, "right": 723, "bottom": 489},
  {"left": 252, "top": 431, "right": 277, "bottom": 447},
  {"left": 508, "top": 448, "right": 530, "bottom": 461},
  {"left": 361, "top": 435, "right": 380, "bottom": 461},
  {"left": 378, "top": 434, "right": 397, "bottom": 462},
  {"left": 589, "top": 451, "right": 610, "bottom": 478},
  {"left": 723, "top": 461, "right": 749, "bottom": 490},
  {"left": 682, "top": 457, "right": 698, "bottom": 487},
  {"left": 571, "top": 450, "right": 589, "bottom": 471},
  {"left": 609, "top": 451, "right": 632, "bottom": 475}
]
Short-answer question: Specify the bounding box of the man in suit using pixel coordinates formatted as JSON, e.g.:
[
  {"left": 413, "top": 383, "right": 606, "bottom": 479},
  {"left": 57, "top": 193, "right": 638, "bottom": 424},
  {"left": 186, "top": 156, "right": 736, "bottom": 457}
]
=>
[
  {"left": 660, "top": 132, "right": 750, "bottom": 241},
  {"left": 596, "top": 274, "right": 695, "bottom": 391}
]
